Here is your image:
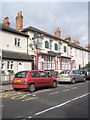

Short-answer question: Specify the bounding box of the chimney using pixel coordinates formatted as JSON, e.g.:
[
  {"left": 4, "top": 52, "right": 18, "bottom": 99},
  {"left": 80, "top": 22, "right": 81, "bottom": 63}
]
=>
[
  {"left": 85, "top": 44, "right": 90, "bottom": 50},
  {"left": 65, "top": 35, "right": 71, "bottom": 42},
  {"left": 16, "top": 11, "right": 23, "bottom": 31},
  {"left": 3, "top": 17, "right": 10, "bottom": 27},
  {"left": 73, "top": 40, "right": 79, "bottom": 45},
  {"left": 54, "top": 27, "right": 61, "bottom": 38}
]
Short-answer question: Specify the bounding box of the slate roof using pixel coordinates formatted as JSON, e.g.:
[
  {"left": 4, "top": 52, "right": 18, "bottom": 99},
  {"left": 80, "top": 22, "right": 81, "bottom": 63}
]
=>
[
  {"left": 0, "top": 24, "right": 29, "bottom": 37},
  {"left": 22, "top": 26, "right": 64, "bottom": 42},
  {"left": 2, "top": 50, "right": 33, "bottom": 61},
  {"left": 22, "top": 26, "right": 90, "bottom": 52}
]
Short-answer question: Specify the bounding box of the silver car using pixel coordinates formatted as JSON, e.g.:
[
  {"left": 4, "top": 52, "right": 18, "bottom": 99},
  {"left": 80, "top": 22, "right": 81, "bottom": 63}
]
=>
[{"left": 57, "top": 70, "right": 86, "bottom": 84}]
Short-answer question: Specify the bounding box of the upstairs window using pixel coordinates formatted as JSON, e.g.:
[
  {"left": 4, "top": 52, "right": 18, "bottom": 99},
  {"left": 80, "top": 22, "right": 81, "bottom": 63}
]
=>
[
  {"left": 15, "top": 38, "right": 20, "bottom": 47},
  {"left": 45, "top": 41, "right": 49, "bottom": 49},
  {"left": 7, "top": 61, "right": 13, "bottom": 70},
  {"left": 2, "top": 60, "right": 5, "bottom": 70},
  {"left": 55, "top": 43, "right": 58, "bottom": 50},
  {"left": 64, "top": 46, "right": 67, "bottom": 52}
]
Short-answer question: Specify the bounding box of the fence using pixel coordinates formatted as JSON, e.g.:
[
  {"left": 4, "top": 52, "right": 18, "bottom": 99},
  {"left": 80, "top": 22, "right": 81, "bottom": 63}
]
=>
[{"left": 1, "top": 74, "right": 15, "bottom": 84}]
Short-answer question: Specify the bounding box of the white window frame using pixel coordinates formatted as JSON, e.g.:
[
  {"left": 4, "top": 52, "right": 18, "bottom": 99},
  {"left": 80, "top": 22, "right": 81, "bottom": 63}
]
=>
[
  {"left": 7, "top": 61, "right": 13, "bottom": 70},
  {"left": 1, "top": 60, "right": 5, "bottom": 70},
  {"left": 14, "top": 38, "right": 21, "bottom": 47}
]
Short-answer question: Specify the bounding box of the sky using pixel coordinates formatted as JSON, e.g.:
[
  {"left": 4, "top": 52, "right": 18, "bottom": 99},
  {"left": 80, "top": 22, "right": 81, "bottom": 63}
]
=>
[{"left": 0, "top": 1, "right": 89, "bottom": 47}]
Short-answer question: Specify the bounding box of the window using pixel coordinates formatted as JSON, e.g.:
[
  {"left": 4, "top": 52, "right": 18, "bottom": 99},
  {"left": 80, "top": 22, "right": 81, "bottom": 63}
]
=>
[
  {"left": 45, "top": 41, "right": 49, "bottom": 49},
  {"left": 55, "top": 43, "right": 58, "bottom": 50},
  {"left": 14, "top": 38, "right": 20, "bottom": 47},
  {"left": 50, "top": 40, "right": 52, "bottom": 50},
  {"left": 39, "top": 71, "right": 48, "bottom": 77},
  {"left": 30, "top": 71, "right": 40, "bottom": 77},
  {"left": 7, "top": 61, "right": 13, "bottom": 70},
  {"left": 64, "top": 46, "right": 66, "bottom": 52},
  {"left": 2, "top": 60, "right": 5, "bottom": 70},
  {"left": 15, "top": 71, "right": 28, "bottom": 78}
]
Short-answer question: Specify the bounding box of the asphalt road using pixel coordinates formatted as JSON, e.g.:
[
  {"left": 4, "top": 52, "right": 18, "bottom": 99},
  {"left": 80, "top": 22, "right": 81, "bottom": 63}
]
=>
[{"left": 1, "top": 81, "right": 90, "bottom": 119}]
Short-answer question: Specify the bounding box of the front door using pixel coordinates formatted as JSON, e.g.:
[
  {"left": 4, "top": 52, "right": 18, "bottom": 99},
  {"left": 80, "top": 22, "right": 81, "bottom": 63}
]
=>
[{"left": 18, "top": 62, "right": 24, "bottom": 72}]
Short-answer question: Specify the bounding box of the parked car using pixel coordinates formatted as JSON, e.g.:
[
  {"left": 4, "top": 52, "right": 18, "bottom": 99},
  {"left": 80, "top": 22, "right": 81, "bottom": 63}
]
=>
[
  {"left": 57, "top": 70, "right": 86, "bottom": 84},
  {"left": 12, "top": 70, "right": 57, "bottom": 92},
  {"left": 45, "top": 70, "right": 58, "bottom": 78},
  {"left": 81, "top": 67, "right": 90, "bottom": 80}
]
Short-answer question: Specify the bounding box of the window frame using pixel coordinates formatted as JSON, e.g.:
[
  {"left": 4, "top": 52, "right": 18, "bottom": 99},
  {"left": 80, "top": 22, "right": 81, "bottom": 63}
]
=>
[
  {"left": 55, "top": 43, "right": 58, "bottom": 50},
  {"left": 30, "top": 71, "right": 40, "bottom": 78},
  {"left": 64, "top": 46, "right": 67, "bottom": 53},
  {"left": 7, "top": 61, "right": 13, "bottom": 70},
  {"left": 14, "top": 38, "right": 21, "bottom": 47},
  {"left": 45, "top": 41, "right": 49, "bottom": 49}
]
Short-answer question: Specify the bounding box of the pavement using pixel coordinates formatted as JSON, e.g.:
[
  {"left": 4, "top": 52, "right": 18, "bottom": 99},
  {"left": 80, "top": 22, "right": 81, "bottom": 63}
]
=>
[{"left": 0, "top": 84, "right": 13, "bottom": 92}]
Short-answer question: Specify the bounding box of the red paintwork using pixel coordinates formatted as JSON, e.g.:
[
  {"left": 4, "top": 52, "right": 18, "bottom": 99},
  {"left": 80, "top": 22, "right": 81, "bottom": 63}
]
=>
[{"left": 12, "top": 70, "right": 57, "bottom": 89}]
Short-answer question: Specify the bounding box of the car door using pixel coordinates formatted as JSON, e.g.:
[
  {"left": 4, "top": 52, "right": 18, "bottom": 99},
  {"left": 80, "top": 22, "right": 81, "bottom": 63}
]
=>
[
  {"left": 76, "top": 70, "right": 81, "bottom": 81},
  {"left": 30, "top": 71, "right": 43, "bottom": 87},
  {"left": 39, "top": 71, "right": 51, "bottom": 87}
]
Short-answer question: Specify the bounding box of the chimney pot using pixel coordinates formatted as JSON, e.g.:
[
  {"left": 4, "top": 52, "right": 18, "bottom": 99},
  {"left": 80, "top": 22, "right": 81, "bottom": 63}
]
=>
[{"left": 3, "top": 17, "right": 10, "bottom": 27}]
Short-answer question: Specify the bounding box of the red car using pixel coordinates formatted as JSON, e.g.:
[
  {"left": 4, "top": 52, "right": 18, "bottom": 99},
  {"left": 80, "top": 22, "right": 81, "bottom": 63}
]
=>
[{"left": 12, "top": 70, "right": 57, "bottom": 92}]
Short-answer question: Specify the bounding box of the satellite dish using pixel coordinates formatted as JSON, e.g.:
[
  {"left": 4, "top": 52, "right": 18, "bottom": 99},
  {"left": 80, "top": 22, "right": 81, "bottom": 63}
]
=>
[{"left": 29, "top": 43, "right": 33, "bottom": 47}]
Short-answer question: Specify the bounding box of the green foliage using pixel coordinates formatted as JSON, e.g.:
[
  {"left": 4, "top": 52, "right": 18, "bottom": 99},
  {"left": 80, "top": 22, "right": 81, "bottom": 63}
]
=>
[{"left": 85, "top": 62, "right": 90, "bottom": 68}]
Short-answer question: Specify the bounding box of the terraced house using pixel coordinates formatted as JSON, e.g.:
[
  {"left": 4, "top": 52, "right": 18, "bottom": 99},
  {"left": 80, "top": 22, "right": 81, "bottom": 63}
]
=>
[{"left": 0, "top": 11, "right": 90, "bottom": 83}]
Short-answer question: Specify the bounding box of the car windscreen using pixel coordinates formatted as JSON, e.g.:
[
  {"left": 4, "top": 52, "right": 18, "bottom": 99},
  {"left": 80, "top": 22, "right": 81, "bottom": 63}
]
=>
[{"left": 14, "top": 71, "right": 28, "bottom": 78}]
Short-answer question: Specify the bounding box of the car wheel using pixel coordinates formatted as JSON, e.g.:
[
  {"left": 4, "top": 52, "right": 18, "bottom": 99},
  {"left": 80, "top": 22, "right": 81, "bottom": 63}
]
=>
[
  {"left": 13, "top": 88, "right": 19, "bottom": 91},
  {"left": 28, "top": 84, "right": 35, "bottom": 92},
  {"left": 71, "top": 79, "right": 75, "bottom": 84},
  {"left": 83, "top": 77, "right": 86, "bottom": 82},
  {"left": 52, "top": 81, "right": 57, "bottom": 88}
]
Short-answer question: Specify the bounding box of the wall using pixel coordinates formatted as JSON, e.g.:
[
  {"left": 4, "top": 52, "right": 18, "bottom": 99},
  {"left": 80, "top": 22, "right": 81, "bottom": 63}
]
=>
[{"left": 0, "top": 31, "right": 28, "bottom": 53}]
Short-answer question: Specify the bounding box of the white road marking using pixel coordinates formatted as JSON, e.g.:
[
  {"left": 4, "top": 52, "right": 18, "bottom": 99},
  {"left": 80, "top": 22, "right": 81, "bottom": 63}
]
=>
[
  {"left": 28, "top": 116, "right": 32, "bottom": 118},
  {"left": 35, "top": 89, "right": 51, "bottom": 94},
  {"left": 71, "top": 87, "right": 77, "bottom": 90},
  {"left": 62, "top": 89, "right": 70, "bottom": 92},
  {"left": 49, "top": 91, "right": 59, "bottom": 95},
  {"left": 33, "top": 93, "right": 89, "bottom": 116}
]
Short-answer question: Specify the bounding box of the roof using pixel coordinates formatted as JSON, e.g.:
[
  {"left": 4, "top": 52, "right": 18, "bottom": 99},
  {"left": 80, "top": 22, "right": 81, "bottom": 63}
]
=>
[
  {"left": 2, "top": 50, "right": 33, "bottom": 61},
  {"left": 22, "top": 26, "right": 90, "bottom": 52},
  {"left": 22, "top": 26, "right": 65, "bottom": 43},
  {"left": 0, "top": 24, "right": 29, "bottom": 37},
  {"left": 69, "top": 43, "right": 90, "bottom": 52}
]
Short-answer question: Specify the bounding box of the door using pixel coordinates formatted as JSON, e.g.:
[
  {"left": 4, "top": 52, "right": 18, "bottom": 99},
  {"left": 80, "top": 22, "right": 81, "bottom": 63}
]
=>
[
  {"left": 39, "top": 71, "right": 51, "bottom": 86},
  {"left": 18, "top": 62, "right": 24, "bottom": 72}
]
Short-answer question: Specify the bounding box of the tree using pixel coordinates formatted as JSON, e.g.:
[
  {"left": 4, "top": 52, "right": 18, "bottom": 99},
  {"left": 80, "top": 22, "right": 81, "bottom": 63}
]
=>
[{"left": 85, "top": 62, "right": 90, "bottom": 68}]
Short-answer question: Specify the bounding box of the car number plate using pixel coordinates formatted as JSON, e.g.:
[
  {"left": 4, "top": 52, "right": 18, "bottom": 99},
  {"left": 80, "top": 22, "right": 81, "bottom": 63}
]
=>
[
  {"left": 60, "top": 76, "right": 65, "bottom": 78},
  {"left": 15, "top": 80, "right": 21, "bottom": 82}
]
